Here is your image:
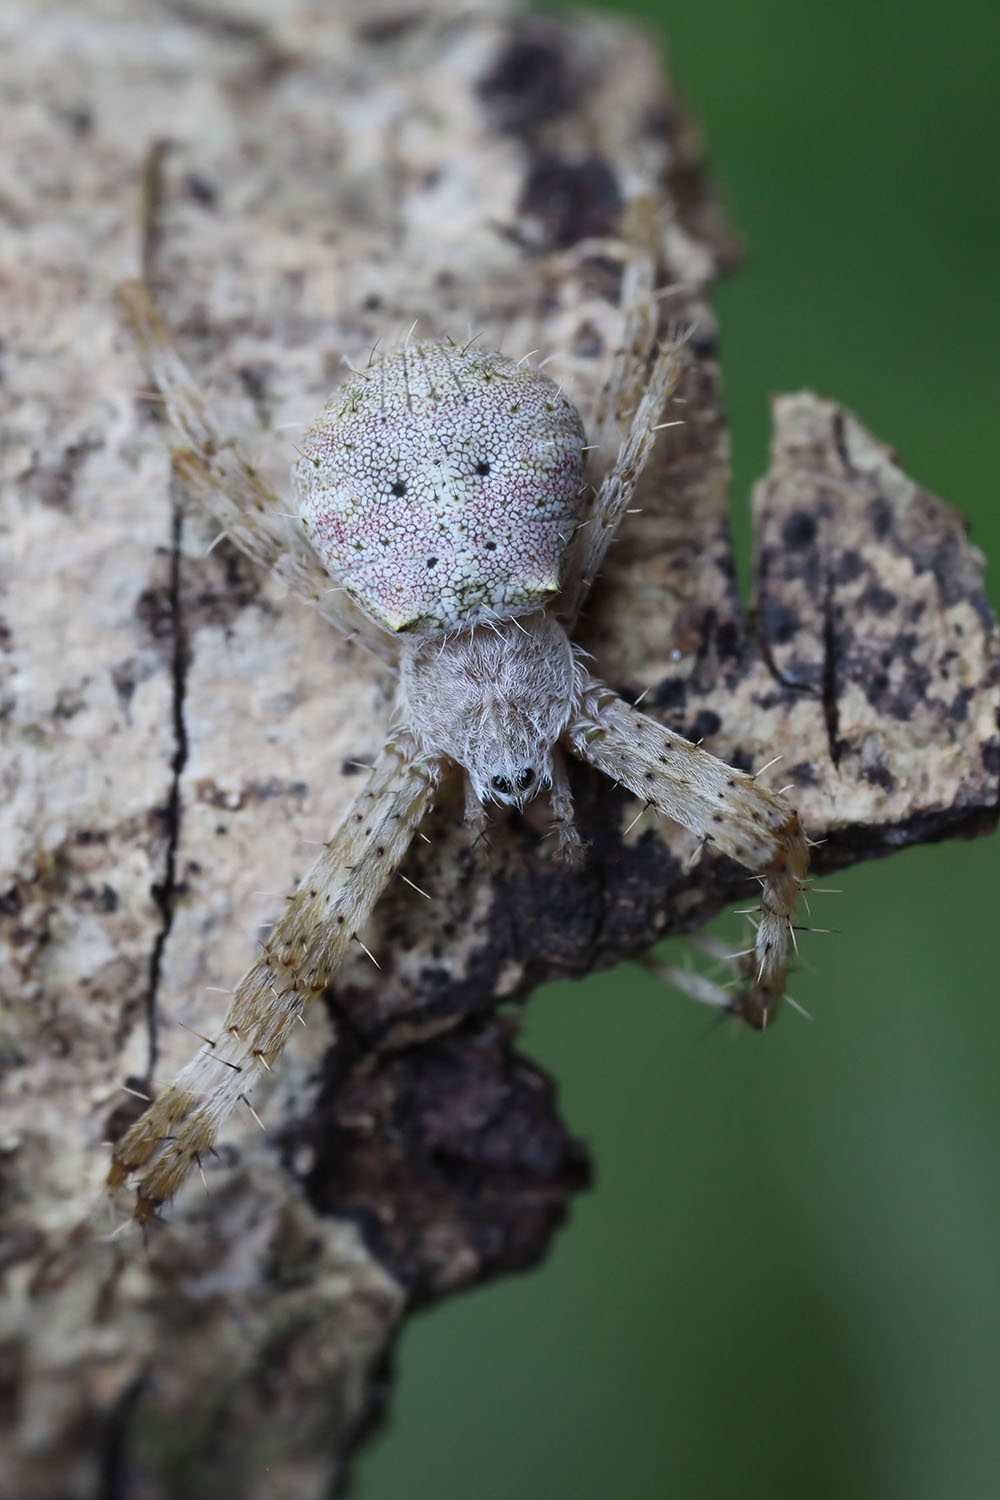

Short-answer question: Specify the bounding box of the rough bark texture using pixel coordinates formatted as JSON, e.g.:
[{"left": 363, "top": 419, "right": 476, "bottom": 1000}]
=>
[{"left": 1, "top": 1, "right": 996, "bottom": 1496}]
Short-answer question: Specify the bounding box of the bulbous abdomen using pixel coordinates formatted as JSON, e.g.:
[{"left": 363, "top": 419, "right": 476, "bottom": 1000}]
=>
[{"left": 293, "top": 342, "right": 586, "bottom": 635}]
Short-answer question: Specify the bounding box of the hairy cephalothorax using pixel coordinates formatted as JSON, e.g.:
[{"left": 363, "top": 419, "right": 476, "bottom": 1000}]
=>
[
  {"left": 109, "top": 267, "right": 808, "bottom": 1222},
  {"left": 399, "top": 614, "right": 585, "bottom": 813}
]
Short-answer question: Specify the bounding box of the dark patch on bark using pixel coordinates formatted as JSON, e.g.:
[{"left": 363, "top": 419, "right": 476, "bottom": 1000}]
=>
[
  {"left": 478, "top": 30, "right": 576, "bottom": 132},
  {"left": 688, "top": 708, "right": 723, "bottom": 743},
  {"left": 643, "top": 100, "right": 741, "bottom": 274},
  {"left": 782, "top": 509, "right": 817, "bottom": 551},
  {"left": 304, "top": 1021, "right": 590, "bottom": 1303},
  {"left": 193, "top": 775, "right": 309, "bottom": 810},
  {"left": 577, "top": 253, "right": 625, "bottom": 305},
  {"left": 860, "top": 583, "right": 899, "bottom": 615},
  {"left": 835, "top": 548, "right": 864, "bottom": 585},
  {"left": 518, "top": 153, "right": 622, "bottom": 250},
  {"left": 24, "top": 437, "right": 103, "bottom": 513},
  {"left": 356, "top": 13, "right": 424, "bottom": 46},
  {"left": 869, "top": 494, "right": 894, "bottom": 538},
  {"left": 758, "top": 598, "right": 801, "bottom": 647},
  {"left": 184, "top": 171, "right": 218, "bottom": 205},
  {"left": 183, "top": 536, "right": 272, "bottom": 636},
  {"left": 159, "top": 0, "right": 268, "bottom": 45},
  {"left": 654, "top": 676, "right": 688, "bottom": 712}
]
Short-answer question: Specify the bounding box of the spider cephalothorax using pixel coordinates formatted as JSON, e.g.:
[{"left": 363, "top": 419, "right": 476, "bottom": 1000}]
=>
[{"left": 110, "top": 268, "right": 808, "bottom": 1222}]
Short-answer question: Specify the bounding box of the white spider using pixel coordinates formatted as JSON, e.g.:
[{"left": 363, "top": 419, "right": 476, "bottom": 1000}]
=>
[{"left": 109, "top": 264, "right": 808, "bottom": 1222}]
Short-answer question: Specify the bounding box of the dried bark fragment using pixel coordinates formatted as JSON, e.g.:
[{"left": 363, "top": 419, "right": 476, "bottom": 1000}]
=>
[{"left": 0, "top": 1, "right": 997, "bottom": 1497}]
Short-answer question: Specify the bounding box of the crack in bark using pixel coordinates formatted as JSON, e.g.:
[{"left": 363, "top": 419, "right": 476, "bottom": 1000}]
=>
[
  {"left": 144, "top": 500, "right": 189, "bottom": 1085},
  {"left": 821, "top": 569, "right": 842, "bottom": 768},
  {"left": 754, "top": 622, "right": 810, "bottom": 697},
  {"left": 97, "top": 1371, "right": 148, "bottom": 1500}
]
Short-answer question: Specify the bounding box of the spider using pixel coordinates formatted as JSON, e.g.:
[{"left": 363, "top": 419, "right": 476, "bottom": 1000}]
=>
[{"left": 109, "top": 262, "right": 808, "bottom": 1222}]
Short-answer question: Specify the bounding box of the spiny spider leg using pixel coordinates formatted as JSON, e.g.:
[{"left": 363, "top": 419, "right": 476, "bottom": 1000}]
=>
[
  {"left": 116, "top": 279, "right": 394, "bottom": 661},
  {"left": 562, "top": 331, "right": 687, "bottom": 624},
  {"left": 548, "top": 744, "right": 585, "bottom": 865},
  {"left": 589, "top": 250, "right": 660, "bottom": 457},
  {"left": 567, "top": 683, "right": 808, "bottom": 1027},
  {"left": 109, "top": 734, "right": 441, "bottom": 1221}
]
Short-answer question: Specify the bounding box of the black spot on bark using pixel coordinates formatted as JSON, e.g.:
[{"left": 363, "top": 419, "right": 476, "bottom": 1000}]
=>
[
  {"left": 185, "top": 172, "right": 218, "bottom": 205},
  {"left": 519, "top": 153, "right": 622, "bottom": 250},
  {"left": 577, "top": 254, "right": 625, "bottom": 305},
  {"left": 861, "top": 583, "right": 899, "bottom": 615},
  {"left": 356, "top": 14, "right": 422, "bottom": 45},
  {"left": 835, "top": 549, "right": 864, "bottom": 585},
  {"left": 478, "top": 35, "right": 574, "bottom": 132},
  {"left": 654, "top": 677, "right": 687, "bottom": 711},
  {"left": 25, "top": 437, "right": 103, "bottom": 513},
  {"left": 782, "top": 510, "right": 817, "bottom": 550},
  {"left": 687, "top": 325, "right": 718, "bottom": 359},
  {"left": 869, "top": 495, "right": 894, "bottom": 539},
  {"left": 713, "top": 618, "right": 745, "bottom": 662},
  {"left": 0, "top": 885, "right": 23, "bottom": 917},
  {"left": 759, "top": 599, "right": 800, "bottom": 646},
  {"left": 238, "top": 364, "right": 269, "bottom": 405},
  {"left": 689, "top": 709, "right": 722, "bottom": 742}
]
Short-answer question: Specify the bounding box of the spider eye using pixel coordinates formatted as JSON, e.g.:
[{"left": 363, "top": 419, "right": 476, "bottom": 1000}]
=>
[
  {"left": 491, "top": 775, "right": 513, "bottom": 796},
  {"left": 517, "top": 767, "right": 535, "bottom": 790}
]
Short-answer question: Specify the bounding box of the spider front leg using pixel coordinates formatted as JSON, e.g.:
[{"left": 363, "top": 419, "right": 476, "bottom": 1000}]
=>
[
  {"left": 561, "top": 334, "right": 687, "bottom": 625},
  {"left": 116, "top": 279, "right": 393, "bottom": 660},
  {"left": 567, "top": 683, "right": 808, "bottom": 1027},
  {"left": 109, "top": 734, "right": 442, "bottom": 1221},
  {"left": 588, "top": 249, "right": 661, "bottom": 460}
]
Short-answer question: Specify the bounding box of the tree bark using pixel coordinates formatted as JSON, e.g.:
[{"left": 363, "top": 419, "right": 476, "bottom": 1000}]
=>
[{"left": 1, "top": 1, "right": 997, "bottom": 1496}]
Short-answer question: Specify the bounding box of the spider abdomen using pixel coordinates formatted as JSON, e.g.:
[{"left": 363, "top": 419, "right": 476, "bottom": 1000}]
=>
[{"left": 293, "top": 342, "right": 586, "bottom": 634}]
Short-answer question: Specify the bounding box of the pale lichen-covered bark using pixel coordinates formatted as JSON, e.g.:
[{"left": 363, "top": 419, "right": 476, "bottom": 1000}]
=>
[{"left": 1, "top": 1, "right": 996, "bottom": 1496}]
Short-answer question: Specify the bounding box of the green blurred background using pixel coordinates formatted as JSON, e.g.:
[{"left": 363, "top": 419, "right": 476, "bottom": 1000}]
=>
[{"left": 360, "top": 2, "right": 1000, "bottom": 1496}]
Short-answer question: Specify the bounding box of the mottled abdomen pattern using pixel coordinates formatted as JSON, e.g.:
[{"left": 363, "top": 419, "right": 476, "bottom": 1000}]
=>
[{"left": 294, "top": 343, "right": 586, "bottom": 634}]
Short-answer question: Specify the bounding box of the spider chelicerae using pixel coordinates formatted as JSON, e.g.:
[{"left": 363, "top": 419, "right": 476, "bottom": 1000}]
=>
[{"left": 109, "top": 255, "right": 808, "bottom": 1222}]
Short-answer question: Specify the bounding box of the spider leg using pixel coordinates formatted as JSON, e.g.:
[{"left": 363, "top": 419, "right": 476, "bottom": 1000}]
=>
[
  {"left": 589, "top": 250, "right": 661, "bottom": 460},
  {"left": 116, "top": 279, "right": 395, "bottom": 662},
  {"left": 463, "top": 776, "right": 490, "bottom": 843},
  {"left": 561, "top": 324, "right": 686, "bottom": 625},
  {"left": 566, "top": 682, "right": 808, "bottom": 1027},
  {"left": 548, "top": 745, "right": 585, "bottom": 865},
  {"left": 108, "top": 734, "right": 441, "bottom": 1221}
]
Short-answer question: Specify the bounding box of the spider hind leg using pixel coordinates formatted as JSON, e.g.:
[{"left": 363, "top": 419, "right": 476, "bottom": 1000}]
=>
[
  {"left": 567, "top": 681, "right": 809, "bottom": 1028},
  {"left": 108, "top": 734, "right": 441, "bottom": 1221}
]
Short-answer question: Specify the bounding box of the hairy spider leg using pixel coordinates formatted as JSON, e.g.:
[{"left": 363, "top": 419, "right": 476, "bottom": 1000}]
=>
[
  {"left": 566, "top": 684, "right": 808, "bottom": 1027},
  {"left": 589, "top": 249, "right": 660, "bottom": 460},
  {"left": 547, "top": 744, "right": 585, "bottom": 865},
  {"left": 109, "top": 735, "right": 441, "bottom": 1221},
  {"left": 561, "top": 329, "right": 686, "bottom": 624},
  {"left": 116, "top": 280, "right": 395, "bottom": 662}
]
